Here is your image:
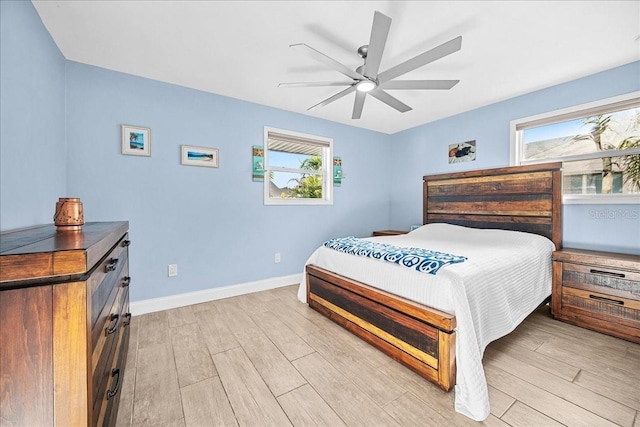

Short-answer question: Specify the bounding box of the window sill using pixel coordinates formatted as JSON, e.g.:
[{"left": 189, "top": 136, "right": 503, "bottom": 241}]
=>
[
  {"left": 264, "top": 198, "right": 333, "bottom": 206},
  {"left": 563, "top": 194, "right": 640, "bottom": 205}
]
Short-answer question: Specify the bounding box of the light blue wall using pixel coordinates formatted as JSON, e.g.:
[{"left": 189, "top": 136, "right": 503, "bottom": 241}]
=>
[
  {"left": 65, "top": 62, "right": 391, "bottom": 302},
  {"left": 0, "top": 0, "right": 67, "bottom": 230},
  {"left": 2, "top": 1, "right": 637, "bottom": 306},
  {"left": 389, "top": 62, "right": 640, "bottom": 255}
]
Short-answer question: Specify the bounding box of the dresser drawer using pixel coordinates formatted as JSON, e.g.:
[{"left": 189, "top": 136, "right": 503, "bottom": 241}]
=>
[
  {"left": 92, "top": 285, "right": 128, "bottom": 404},
  {"left": 91, "top": 257, "right": 129, "bottom": 359},
  {"left": 93, "top": 289, "right": 130, "bottom": 427},
  {"left": 90, "top": 235, "right": 130, "bottom": 330},
  {"left": 99, "top": 315, "right": 130, "bottom": 427}
]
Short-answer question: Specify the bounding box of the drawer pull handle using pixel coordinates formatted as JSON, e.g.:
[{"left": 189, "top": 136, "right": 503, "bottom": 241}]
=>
[
  {"left": 124, "top": 312, "right": 132, "bottom": 326},
  {"left": 122, "top": 239, "right": 131, "bottom": 247},
  {"left": 589, "top": 294, "right": 624, "bottom": 305},
  {"left": 589, "top": 269, "right": 625, "bottom": 278},
  {"left": 105, "top": 313, "right": 120, "bottom": 335},
  {"left": 121, "top": 276, "right": 131, "bottom": 287},
  {"left": 107, "top": 368, "right": 121, "bottom": 400},
  {"left": 105, "top": 258, "right": 119, "bottom": 272}
]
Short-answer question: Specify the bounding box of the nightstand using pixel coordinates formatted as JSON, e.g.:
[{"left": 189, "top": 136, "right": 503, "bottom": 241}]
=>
[
  {"left": 372, "top": 230, "right": 408, "bottom": 236},
  {"left": 551, "top": 248, "right": 640, "bottom": 343}
]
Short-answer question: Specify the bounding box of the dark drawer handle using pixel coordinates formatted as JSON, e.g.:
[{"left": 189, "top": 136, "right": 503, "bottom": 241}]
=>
[
  {"left": 590, "top": 269, "right": 625, "bottom": 278},
  {"left": 124, "top": 312, "right": 132, "bottom": 326},
  {"left": 107, "top": 368, "right": 121, "bottom": 400},
  {"left": 105, "top": 313, "right": 120, "bottom": 335},
  {"left": 121, "top": 276, "right": 131, "bottom": 287},
  {"left": 589, "top": 294, "right": 624, "bottom": 305},
  {"left": 122, "top": 239, "right": 131, "bottom": 247},
  {"left": 105, "top": 258, "right": 119, "bottom": 272}
]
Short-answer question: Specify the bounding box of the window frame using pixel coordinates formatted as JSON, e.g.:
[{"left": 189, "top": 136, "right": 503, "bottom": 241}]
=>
[
  {"left": 510, "top": 92, "right": 640, "bottom": 205},
  {"left": 263, "top": 126, "right": 333, "bottom": 206}
]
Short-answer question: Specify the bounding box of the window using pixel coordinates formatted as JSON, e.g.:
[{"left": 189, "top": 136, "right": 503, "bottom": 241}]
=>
[
  {"left": 510, "top": 92, "right": 640, "bottom": 204},
  {"left": 263, "top": 127, "right": 333, "bottom": 205}
]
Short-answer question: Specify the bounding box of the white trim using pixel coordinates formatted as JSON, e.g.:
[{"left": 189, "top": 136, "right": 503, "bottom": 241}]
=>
[
  {"left": 263, "top": 126, "right": 334, "bottom": 206},
  {"left": 508, "top": 120, "right": 520, "bottom": 167},
  {"left": 520, "top": 147, "right": 640, "bottom": 165},
  {"left": 563, "top": 194, "right": 640, "bottom": 205},
  {"left": 265, "top": 196, "right": 333, "bottom": 206},
  {"left": 129, "top": 273, "right": 301, "bottom": 316}
]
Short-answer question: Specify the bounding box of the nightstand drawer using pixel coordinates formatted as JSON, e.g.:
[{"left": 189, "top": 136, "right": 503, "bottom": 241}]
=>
[
  {"left": 561, "top": 286, "right": 640, "bottom": 327},
  {"left": 561, "top": 263, "right": 640, "bottom": 301}
]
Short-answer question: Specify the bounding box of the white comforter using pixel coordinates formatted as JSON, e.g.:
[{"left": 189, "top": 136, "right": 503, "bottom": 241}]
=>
[{"left": 297, "top": 223, "right": 555, "bottom": 421}]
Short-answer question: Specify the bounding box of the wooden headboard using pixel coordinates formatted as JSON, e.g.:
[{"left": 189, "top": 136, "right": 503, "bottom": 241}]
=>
[{"left": 423, "top": 163, "right": 562, "bottom": 249}]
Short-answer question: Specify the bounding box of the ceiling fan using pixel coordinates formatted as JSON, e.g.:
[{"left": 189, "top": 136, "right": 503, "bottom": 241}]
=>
[{"left": 279, "top": 11, "right": 462, "bottom": 119}]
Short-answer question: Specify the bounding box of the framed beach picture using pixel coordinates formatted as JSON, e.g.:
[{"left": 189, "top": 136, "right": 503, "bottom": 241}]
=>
[
  {"left": 121, "top": 125, "right": 151, "bottom": 156},
  {"left": 252, "top": 145, "right": 264, "bottom": 181},
  {"left": 333, "top": 156, "right": 342, "bottom": 187},
  {"left": 181, "top": 145, "right": 219, "bottom": 168}
]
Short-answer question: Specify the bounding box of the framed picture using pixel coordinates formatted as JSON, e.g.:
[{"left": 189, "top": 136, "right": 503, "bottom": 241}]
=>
[
  {"left": 448, "top": 140, "right": 476, "bottom": 164},
  {"left": 121, "top": 125, "right": 151, "bottom": 156},
  {"left": 333, "top": 157, "right": 342, "bottom": 187},
  {"left": 181, "top": 145, "right": 219, "bottom": 168},
  {"left": 252, "top": 145, "right": 264, "bottom": 181}
]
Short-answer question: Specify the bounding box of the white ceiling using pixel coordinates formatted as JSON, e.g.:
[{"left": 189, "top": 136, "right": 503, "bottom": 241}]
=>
[{"left": 32, "top": 1, "right": 640, "bottom": 134}]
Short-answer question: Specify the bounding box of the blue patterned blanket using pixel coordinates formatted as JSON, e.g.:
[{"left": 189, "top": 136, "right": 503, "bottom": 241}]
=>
[{"left": 323, "top": 236, "right": 466, "bottom": 275}]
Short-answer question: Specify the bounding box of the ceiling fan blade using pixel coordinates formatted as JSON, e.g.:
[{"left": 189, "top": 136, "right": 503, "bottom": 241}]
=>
[
  {"left": 278, "top": 81, "right": 354, "bottom": 88},
  {"left": 363, "top": 11, "right": 392, "bottom": 79},
  {"left": 381, "top": 80, "right": 460, "bottom": 90},
  {"left": 308, "top": 85, "right": 356, "bottom": 110},
  {"left": 369, "top": 90, "right": 412, "bottom": 113},
  {"left": 377, "top": 36, "right": 462, "bottom": 83},
  {"left": 352, "top": 91, "right": 366, "bottom": 119},
  {"left": 291, "top": 43, "right": 364, "bottom": 81}
]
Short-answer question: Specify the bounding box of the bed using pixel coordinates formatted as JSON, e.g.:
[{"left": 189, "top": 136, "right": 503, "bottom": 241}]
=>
[{"left": 297, "top": 162, "right": 562, "bottom": 421}]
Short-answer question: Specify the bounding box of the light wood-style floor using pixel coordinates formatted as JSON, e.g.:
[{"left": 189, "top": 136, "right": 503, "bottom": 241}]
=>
[{"left": 115, "top": 285, "right": 640, "bottom": 427}]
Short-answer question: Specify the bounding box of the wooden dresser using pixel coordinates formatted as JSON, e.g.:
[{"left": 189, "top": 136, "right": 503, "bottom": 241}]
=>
[
  {"left": 0, "top": 221, "right": 131, "bottom": 426},
  {"left": 552, "top": 248, "right": 640, "bottom": 344}
]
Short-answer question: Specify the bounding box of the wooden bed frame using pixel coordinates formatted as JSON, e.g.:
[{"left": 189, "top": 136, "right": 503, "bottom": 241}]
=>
[{"left": 306, "top": 163, "right": 562, "bottom": 391}]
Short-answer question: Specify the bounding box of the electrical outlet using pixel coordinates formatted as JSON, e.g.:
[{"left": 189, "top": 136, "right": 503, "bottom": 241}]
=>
[
  {"left": 274, "top": 253, "right": 281, "bottom": 263},
  {"left": 168, "top": 264, "right": 178, "bottom": 277}
]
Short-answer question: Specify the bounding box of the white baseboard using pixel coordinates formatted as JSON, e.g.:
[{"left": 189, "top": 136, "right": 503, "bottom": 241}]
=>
[{"left": 129, "top": 273, "right": 301, "bottom": 316}]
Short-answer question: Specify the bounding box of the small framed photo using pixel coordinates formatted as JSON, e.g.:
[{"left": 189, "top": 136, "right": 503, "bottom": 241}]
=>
[
  {"left": 121, "top": 125, "right": 151, "bottom": 156},
  {"left": 181, "top": 145, "right": 219, "bottom": 168},
  {"left": 448, "top": 140, "right": 476, "bottom": 164}
]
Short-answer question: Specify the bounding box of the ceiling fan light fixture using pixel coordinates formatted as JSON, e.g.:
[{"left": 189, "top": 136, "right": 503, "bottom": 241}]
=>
[{"left": 356, "top": 79, "right": 376, "bottom": 92}]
